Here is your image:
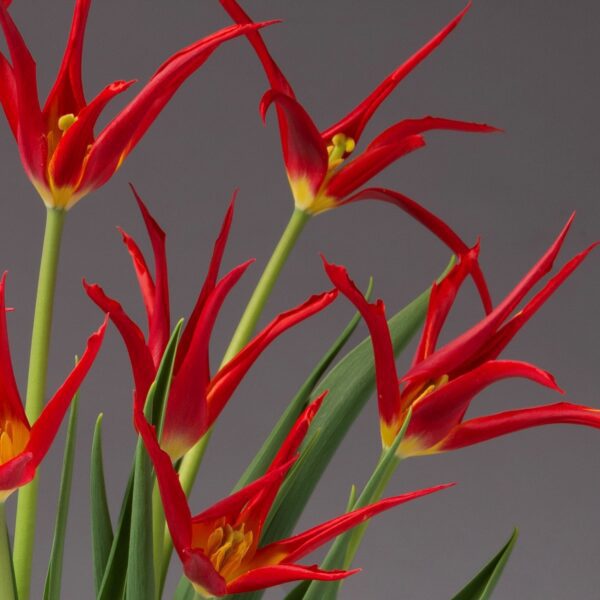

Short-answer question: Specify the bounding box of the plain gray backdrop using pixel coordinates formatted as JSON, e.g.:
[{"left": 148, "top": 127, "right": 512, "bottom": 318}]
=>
[{"left": 1, "top": 1, "right": 599, "bottom": 598}]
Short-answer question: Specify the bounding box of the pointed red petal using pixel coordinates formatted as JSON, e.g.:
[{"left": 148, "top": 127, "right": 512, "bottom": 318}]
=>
[
  {"left": 181, "top": 548, "right": 227, "bottom": 597},
  {"left": 226, "top": 564, "right": 358, "bottom": 595},
  {"left": 322, "top": 259, "right": 400, "bottom": 427},
  {"left": 219, "top": 0, "right": 294, "bottom": 96},
  {"left": 83, "top": 280, "right": 155, "bottom": 407},
  {"left": 367, "top": 116, "right": 500, "bottom": 151},
  {"left": 0, "top": 453, "right": 34, "bottom": 496},
  {"left": 206, "top": 290, "right": 337, "bottom": 427},
  {"left": 26, "top": 319, "right": 106, "bottom": 467},
  {"left": 260, "top": 89, "right": 328, "bottom": 203},
  {"left": 0, "top": 3, "right": 46, "bottom": 183},
  {"left": 403, "top": 215, "right": 575, "bottom": 384},
  {"left": 324, "top": 135, "right": 426, "bottom": 202},
  {"left": 0, "top": 52, "right": 17, "bottom": 138},
  {"left": 134, "top": 408, "right": 192, "bottom": 556},
  {"left": 406, "top": 360, "right": 560, "bottom": 454},
  {"left": 0, "top": 273, "right": 27, "bottom": 427},
  {"left": 413, "top": 244, "right": 480, "bottom": 365},
  {"left": 160, "top": 261, "right": 254, "bottom": 459},
  {"left": 43, "top": 0, "right": 90, "bottom": 119},
  {"left": 177, "top": 193, "right": 236, "bottom": 367},
  {"left": 129, "top": 186, "right": 171, "bottom": 364},
  {"left": 322, "top": 3, "right": 472, "bottom": 143},
  {"left": 49, "top": 80, "right": 134, "bottom": 191},
  {"left": 438, "top": 402, "right": 600, "bottom": 452},
  {"left": 79, "top": 22, "right": 276, "bottom": 192},
  {"left": 339, "top": 187, "right": 493, "bottom": 313},
  {"left": 264, "top": 483, "right": 453, "bottom": 563}
]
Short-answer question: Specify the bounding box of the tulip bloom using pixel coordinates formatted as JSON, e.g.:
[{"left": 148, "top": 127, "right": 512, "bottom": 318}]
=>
[
  {"left": 0, "top": 1, "right": 271, "bottom": 210},
  {"left": 85, "top": 188, "right": 336, "bottom": 459},
  {"left": 219, "top": 0, "right": 495, "bottom": 312},
  {"left": 325, "top": 216, "right": 600, "bottom": 456},
  {"left": 136, "top": 394, "right": 452, "bottom": 597},
  {"left": 0, "top": 274, "right": 105, "bottom": 502}
]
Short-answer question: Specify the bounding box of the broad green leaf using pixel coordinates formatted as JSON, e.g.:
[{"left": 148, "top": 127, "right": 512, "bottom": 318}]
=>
[
  {"left": 43, "top": 392, "right": 80, "bottom": 600},
  {"left": 174, "top": 576, "right": 197, "bottom": 600},
  {"left": 234, "top": 269, "right": 445, "bottom": 600},
  {"left": 451, "top": 529, "right": 518, "bottom": 600},
  {"left": 302, "top": 412, "right": 410, "bottom": 600},
  {"left": 234, "top": 279, "right": 373, "bottom": 492}
]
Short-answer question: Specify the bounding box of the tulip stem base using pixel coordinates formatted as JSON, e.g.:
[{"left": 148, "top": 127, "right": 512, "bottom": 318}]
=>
[
  {"left": 13, "top": 207, "right": 66, "bottom": 600},
  {"left": 0, "top": 504, "right": 17, "bottom": 600}
]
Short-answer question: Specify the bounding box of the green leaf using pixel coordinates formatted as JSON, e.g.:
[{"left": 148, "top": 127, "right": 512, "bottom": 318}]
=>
[
  {"left": 234, "top": 268, "right": 446, "bottom": 600},
  {"left": 173, "top": 576, "right": 197, "bottom": 600},
  {"left": 90, "top": 414, "right": 114, "bottom": 596},
  {"left": 233, "top": 279, "right": 373, "bottom": 492},
  {"left": 451, "top": 529, "right": 519, "bottom": 600},
  {"left": 302, "top": 412, "right": 410, "bottom": 600},
  {"left": 43, "top": 392, "right": 80, "bottom": 600}
]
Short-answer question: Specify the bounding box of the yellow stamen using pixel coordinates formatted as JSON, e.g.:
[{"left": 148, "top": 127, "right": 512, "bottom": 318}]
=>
[
  {"left": 0, "top": 418, "right": 30, "bottom": 465},
  {"left": 202, "top": 522, "right": 254, "bottom": 582},
  {"left": 57, "top": 113, "right": 76, "bottom": 132}
]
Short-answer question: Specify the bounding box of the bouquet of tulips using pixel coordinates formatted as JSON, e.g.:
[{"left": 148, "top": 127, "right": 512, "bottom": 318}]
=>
[{"left": 0, "top": 1, "right": 596, "bottom": 598}]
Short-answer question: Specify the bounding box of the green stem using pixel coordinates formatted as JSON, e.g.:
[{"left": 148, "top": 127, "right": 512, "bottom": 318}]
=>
[
  {"left": 13, "top": 207, "right": 66, "bottom": 600},
  {"left": 0, "top": 503, "right": 17, "bottom": 600},
  {"left": 160, "top": 208, "right": 309, "bottom": 583}
]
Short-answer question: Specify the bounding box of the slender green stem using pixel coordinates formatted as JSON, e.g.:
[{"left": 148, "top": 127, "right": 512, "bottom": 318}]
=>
[
  {"left": 152, "top": 480, "right": 165, "bottom": 594},
  {"left": 0, "top": 503, "right": 17, "bottom": 600},
  {"left": 13, "top": 207, "right": 66, "bottom": 600},
  {"left": 160, "top": 208, "right": 310, "bottom": 583}
]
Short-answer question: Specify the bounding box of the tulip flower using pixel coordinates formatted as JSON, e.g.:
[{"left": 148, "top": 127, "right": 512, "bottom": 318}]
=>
[
  {"left": 85, "top": 188, "right": 337, "bottom": 459},
  {"left": 324, "top": 215, "right": 600, "bottom": 456},
  {"left": 0, "top": 273, "right": 106, "bottom": 502},
  {"left": 219, "top": 0, "right": 495, "bottom": 313},
  {"left": 0, "top": 1, "right": 273, "bottom": 210},
  {"left": 135, "top": 393, "right": 452, "bottom": 597}
]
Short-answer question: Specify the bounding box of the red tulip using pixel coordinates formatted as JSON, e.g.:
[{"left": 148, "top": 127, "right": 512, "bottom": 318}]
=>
[
  {"left": 0, "top": 274, "right": 105, "bottom": 502},
  {"left": 135, "top": 394, "right": 452, "bottom": 596},
  {"left": 0, "top": 0, "right": 273, "bottom": 209},
  {"left": 85, "top": 188, "right": 336, "bottom": 459},
  {"left": 325, "top": 215, "right": 600, "bottom": 456},
  {"left": 218, "top": 0, "right": 496, "bottom": 313}
]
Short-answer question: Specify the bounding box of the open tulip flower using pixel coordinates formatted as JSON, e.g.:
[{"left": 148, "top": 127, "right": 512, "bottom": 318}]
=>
[
  {"left": 325, "top": 215, "right": 600, "bottom": 456},
  {"left": 85, "top": 188, "right": 337, "bottom": 459},
  {"left": 0, "top": 273, "right": 106, "bottom": 502},
  {"left": 219, "top": 0, "right": 497, "bottom": 313},
  {"left": 0, "top": 0, "right": 272, "bottom": 210},
  {"left": 135, "top": 394, "right": 452, "bottom": 597}
]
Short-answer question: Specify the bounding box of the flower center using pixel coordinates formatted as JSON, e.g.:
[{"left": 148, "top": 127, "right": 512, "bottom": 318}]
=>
[
  {"left": 205, "top": 523, "right": 254, "bottom": 580},
  {"left": 57, "top": 113, "right": 77, "bottom": 133},
  {"left": 326, "top": 133, "right": 356, "bottom": 170},
  {"left": 0, "top": 418, "right": 29, "bottom": 466}
]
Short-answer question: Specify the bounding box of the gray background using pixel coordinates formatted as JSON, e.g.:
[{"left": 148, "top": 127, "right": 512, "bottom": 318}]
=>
[{"left": 1, "top": 1, "right": 599, "bottom": 598}]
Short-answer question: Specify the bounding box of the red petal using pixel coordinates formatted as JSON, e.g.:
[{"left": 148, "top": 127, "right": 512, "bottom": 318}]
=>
[
  {"left": 182, "top": 548, "right": 227, "bottom": 597},
  {"left": 403, "top": 215, "right": 574, "bottom": 384},
  {"left": 83, "top": 280, "right": 155, "bottom": 408},
  {"left": 43, "top": 0, "right": 90, "bottom": 121},
  {"left": 27, "top": 319, "right": 106, "bottom": 467},
  {"left": 0, "top": 453, "right": 34, "bottom": 495},
  {"left": 177, "top": 193, "right": 236, "bottom": 368},
  {"left": 367, "top": 116, "right": 500, "bottom": 150},
  {"left": 322, "top": 3, "right": 472, "bottom": 143},
  {"left": 129, "top": 186, "right": 171, "bottom": 365},
  {"left": 340, "top": 187, "right": 493, "bottom": 314},
  {"left": 226, "top": 564, "right": 358, "bottom": 595},
  {"left": 0, "top": 52, "right": 17, "bottom": 138},
  {"left": 0, "top": 4, "right": 46, "bottom": 183},
  {"left": 438, "top": 402, "right": 600, "bottom": 452},
  {"left": 407, "top": 360, "right": 560, "bottom": 454},
  {"left": 324, "top": 135, "right": 425, "bottom": 202},
  {"left": 263, "top": 483, "right": 453, "bottom": 563},
  {"left": 160, "top": 261, "right": 254, "bottom": 459},
  {"left": 49, "top": 80, "right": 134, "bottom": 191},
  {"left": 0, "top": 273, "right": 27, "bottom": 427},
  {"left": 413, "top": 244, "right": 480, "bottom": 365},
  {"left": 79, "top": 22, "right": 275, "bottom": 192},
  {"left": 134, "top": 408, "right": 193, "bottom": 556},
  {"left": 206, "top": 290, "right": 337, "bottom": 427},
  {"left": 219, "top": 0, "right": 294, "bottom": 96},
  {"left": 260, "top": 90, "right": 328, "bottom": 201},
  {"left": 322, "top": 260, "right": 400, "bottom": 427}
]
